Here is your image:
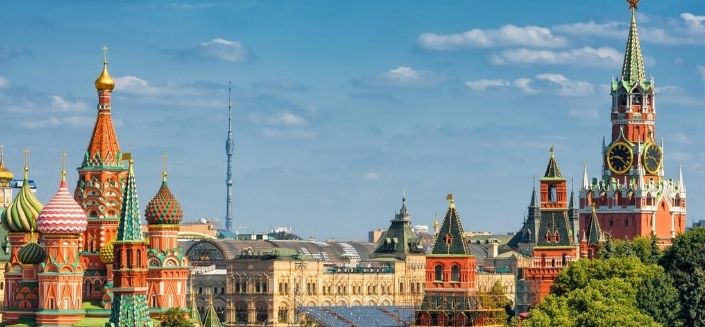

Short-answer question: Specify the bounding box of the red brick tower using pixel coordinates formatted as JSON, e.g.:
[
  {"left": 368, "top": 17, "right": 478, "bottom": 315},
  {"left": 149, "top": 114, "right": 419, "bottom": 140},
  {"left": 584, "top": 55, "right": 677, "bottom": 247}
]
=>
[
  {"left": 145, "top": 156, "right": 189, "bottom": 315},
  {"left": 417, "top": 194, "right": 476, "bottom": 326},
  {"left": 579, "top": 3, "right": 686, "bottom": 246},
  {"left": 514, "top": 149, "right": 578, "bottom": 310}
]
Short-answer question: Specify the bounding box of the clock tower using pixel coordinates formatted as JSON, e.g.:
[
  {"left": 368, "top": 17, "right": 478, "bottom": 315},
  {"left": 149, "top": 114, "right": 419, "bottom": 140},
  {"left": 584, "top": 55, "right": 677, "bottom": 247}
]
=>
[{"left": 579, "top": 1, "right": 686, "bottom": 245}]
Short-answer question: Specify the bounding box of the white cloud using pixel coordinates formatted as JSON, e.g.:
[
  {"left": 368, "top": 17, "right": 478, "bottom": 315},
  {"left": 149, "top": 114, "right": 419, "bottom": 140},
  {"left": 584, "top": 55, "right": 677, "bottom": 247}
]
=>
[
  {"left": 465, "top": 79, "right": 510, "bottom": 91},
  {"left": 466, "top": 73, "right": 594, "bottom": 96},
  {"left": 681, "top": 13, "right": 705, "bottom": 34},
  {"left": 535, "top": 73, "right": 594, "bottom": 96},
  {"left": 114, "top": 76, "right": 215, "bottom": 99},
  {"left": 490, "top": 47, "right": 622, "bottom": 67},
  {"left": 50, "top": 96, "right": 89, "bottom": 112},
  {"left": 352, "top": 66, "right": 442, "bottom": 88},
  {"left": 418, "top": 25, "right": 566, "bottom": 50},
  {"left": 671, "top": 133, "right": 692, "bottom": 145},
  {"left": 249, "top": 111, "right": 307, "bottom": 126},
  {"left": 384, "top": 66, "right": 421, "bottom": 82},
  {"left": 199, "top": 38, "right": 249, "bottom": 62},
  {"left": 698, "top": 66, "right": 705, "bottom": 82},
  {"left": 513, "top": 78, "right": 539, "bottom": 94},
  {"left": 361, "top": 171, "right": 380, "bottom": 181},
  {"left": 0, "top": 76, "right": 9, "bottom": 89}
]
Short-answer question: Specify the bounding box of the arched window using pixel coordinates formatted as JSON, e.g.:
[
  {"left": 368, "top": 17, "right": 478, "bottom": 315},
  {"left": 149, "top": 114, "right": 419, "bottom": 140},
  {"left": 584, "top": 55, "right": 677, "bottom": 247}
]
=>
[
  {"left": 434, "top": 265, "right": 443, "bottom": 282},
  {"left": 451, "top": 265, "right": 461, "bottom": 282},
  {"left": 562, "top": 254, "right": 567, "bottom": 266},
  {"left": 541, "top": 254, "right": 546, "bottom": 268},
  {"left": 548, "top": 185, "right": 557, "bottom": 202},
  {"left": 278, "top": 305, "right": 289, "bottom": 323},
  {"left": 126, "top": 249, "right": 132, "bottom": 268},
  {"left": 236, "top": 302, "right": 247, "bottom": 323},
  {"left": 136, "top": 250, "right": 142, "bottom": 268}
]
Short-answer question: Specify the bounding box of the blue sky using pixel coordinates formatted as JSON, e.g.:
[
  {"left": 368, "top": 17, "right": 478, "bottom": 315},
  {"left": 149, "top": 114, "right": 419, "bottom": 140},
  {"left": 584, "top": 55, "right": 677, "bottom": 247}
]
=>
[{"left": 1, "top": 1, "right": 705, "bottom": 240}]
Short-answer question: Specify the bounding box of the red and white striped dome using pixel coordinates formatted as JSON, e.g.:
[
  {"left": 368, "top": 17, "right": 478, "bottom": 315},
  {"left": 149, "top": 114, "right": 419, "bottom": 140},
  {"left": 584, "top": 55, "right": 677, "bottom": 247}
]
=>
[{"left": 37, "top": 177, "right": 88, "bottom": 234}]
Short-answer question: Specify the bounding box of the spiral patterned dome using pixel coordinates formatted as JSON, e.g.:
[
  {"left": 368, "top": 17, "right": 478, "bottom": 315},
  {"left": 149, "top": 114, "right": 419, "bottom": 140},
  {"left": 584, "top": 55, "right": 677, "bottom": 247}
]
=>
[
  {"left": 100, "top": 240, "right": 115, "bottom": 264},
  {"left": 145, "top": 178, "right": 183, "bottom": 225},
  {"left": 37, "top": 175, "right": 88, "bottom": 234},
  {"left": 18, "top": 242, "right": 46, "bottom": 265},
  {"left": 1, "top": 168, "right": 42, "bottom": 233}
]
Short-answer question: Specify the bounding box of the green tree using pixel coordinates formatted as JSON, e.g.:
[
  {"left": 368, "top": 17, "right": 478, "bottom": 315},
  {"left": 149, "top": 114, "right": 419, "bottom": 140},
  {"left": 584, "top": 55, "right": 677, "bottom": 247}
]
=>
[
  {"left": 551, "top": 256, "right": 660, "bottom": 296},
  {"left": 599, "top": 236, "right": 658, "bottom": 264},
  {"left": 636, "top": 271, "right": 682, "bottom": 327},
  {"left": 660, "top": 227, "right": 705, "bottom": 326},
  {"left": 159, "top": 308, "right": 194, "bottom": 327},
  {"left": 649, "top": 232, "right": 661, "bottom": 264}
]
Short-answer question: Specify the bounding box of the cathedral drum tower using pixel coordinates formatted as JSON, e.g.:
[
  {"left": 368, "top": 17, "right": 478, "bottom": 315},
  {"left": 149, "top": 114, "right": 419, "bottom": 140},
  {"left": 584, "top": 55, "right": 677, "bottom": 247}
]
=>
[
  {"left": 75, "top": 49, "right": 129, "bottom": 301},
  {"left": 579, "top": 0, "right": 686, "bottom": 245}
]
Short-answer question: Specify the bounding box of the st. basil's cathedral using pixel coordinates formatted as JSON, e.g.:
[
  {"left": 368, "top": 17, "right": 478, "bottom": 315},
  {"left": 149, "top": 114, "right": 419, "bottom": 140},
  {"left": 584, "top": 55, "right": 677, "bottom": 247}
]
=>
[{"left": 0, "top": 56, "right": 192, "bottom": 326}]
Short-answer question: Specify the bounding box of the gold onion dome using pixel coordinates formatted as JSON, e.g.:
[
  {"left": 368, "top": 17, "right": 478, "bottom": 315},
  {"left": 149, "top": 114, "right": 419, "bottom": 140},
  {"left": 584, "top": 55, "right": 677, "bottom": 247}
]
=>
[
  {"left": 95, "top": 60, "right": 115, "bottom": 91},
  {"left": 100, "top": 240, "right": 115, "bottom": 264},
  {"left": 18, "top": 241, "right": 46, "bottom": 265},
  {"left": 0, "top": 147, "right": 12, "bottom": 180},
  {"left": 1, "top": 167, "right": 42, "bottom": 233},
  {"left": 145, "top": 172, "right": 184, "bottom": 225}
]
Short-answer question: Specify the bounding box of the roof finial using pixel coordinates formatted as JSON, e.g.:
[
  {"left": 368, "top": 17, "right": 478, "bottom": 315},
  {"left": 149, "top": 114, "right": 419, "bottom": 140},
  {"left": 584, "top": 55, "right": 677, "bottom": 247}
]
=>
[
  {"left": 549, "top": 145, "right": 554, "bottom": 157},
  {"left": 627, "top": 0, "right": 639, "bottom": 10},
  {"left": 0, "top": 144, "right": 4, "bottom": 165},
  {"left": 446, "top": 193, "right": 455, "bottom": 208},
  {"left": 102, "top": 46, "right": 109, "bottom": 64},
  {"left": 162, "top": 153, "right": 168, "bottom": 182},
  {"left": 60, "top": 151, "right": 68, "bottom": 181},
  {"left": 22, "top": 147, "right": 29, "bottom": 174}
]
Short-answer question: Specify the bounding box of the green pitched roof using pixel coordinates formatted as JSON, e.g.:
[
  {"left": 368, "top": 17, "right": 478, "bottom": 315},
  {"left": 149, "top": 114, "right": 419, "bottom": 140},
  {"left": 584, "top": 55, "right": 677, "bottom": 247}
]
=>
[
  {"left": 188, "top": 278, "right": 203, "bottom": 327},
  {"left": 370, "top": 197, "right": 425, "bottom": 260},
  {"left": 202, "top": 294, "right": 223, "bottom": 327},
  {"left": 586, "top": 207, "right": 604, "bottom": 246},
  {"left": 543, "top": 148, "right": 563, "bottom": 180},
  {"left": 621, "top": 9, "right": 646, "bottom": 84},
  {"left": 116, "top": 159, "right": 144, "bottom": 242},
  {"left": 431, "top": 195, "right": 470, "bottom": 255},
  {"left": 536, "top": 211, "right": 574, "bottom": 247}
]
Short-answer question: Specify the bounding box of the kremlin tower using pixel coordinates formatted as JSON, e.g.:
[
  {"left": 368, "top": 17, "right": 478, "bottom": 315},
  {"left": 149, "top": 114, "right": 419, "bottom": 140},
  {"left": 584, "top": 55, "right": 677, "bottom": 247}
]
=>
[
  {"left": 579, "top": 1, "right": 686, "bottom": 245},
  {"left": 75, "top": 48, "right": 128, "bottom": 301},
  {"left": 35, "top": 158, "right": 89, "bottom": 326},
  {"left": 106, "top": 156, "right": 152, "bottom": 327},
  {"left": 145, "top": 155, "right": 189, "bottom": 315}
]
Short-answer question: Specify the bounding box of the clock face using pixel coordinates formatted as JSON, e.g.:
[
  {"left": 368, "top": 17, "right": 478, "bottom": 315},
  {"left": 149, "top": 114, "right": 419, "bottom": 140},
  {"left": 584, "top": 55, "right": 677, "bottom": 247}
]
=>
[
  {"left": 607, "top": 142, "right": 633, "bottom": 174},
  {"left": 643, "top": 143, "right": 662, "bottom": 174}
]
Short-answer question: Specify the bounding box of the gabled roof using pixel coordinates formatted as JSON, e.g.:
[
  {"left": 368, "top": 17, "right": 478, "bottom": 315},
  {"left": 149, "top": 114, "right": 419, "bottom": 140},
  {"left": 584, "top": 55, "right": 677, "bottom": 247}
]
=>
[
  {"left": 431, "top": 194, "right": 470, "bottom": 255},
  {"left": 370, "top": 197, "right": 425, "bottom": 260},
  {"left": 536, "top": 211, "right": 574, "bottom": 247}
]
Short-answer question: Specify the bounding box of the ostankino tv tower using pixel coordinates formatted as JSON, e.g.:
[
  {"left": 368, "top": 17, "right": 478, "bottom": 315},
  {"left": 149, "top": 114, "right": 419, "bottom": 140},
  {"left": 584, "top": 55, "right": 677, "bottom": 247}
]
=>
[{"left": 225, "top": 82, "right": 234, "bottom": 232}]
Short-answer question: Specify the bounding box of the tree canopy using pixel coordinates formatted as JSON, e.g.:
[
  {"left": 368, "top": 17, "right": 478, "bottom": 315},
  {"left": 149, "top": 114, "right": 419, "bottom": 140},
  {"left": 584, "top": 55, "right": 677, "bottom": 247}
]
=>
[{"left": 159, "top": 308, "right": 195, "bottom": 327}]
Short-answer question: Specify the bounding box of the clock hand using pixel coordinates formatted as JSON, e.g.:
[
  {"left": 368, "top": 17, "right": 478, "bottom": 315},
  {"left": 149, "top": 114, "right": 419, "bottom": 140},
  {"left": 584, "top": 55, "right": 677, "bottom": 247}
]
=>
[{"left": 609, "top": 155, "right": 627, "bottom": 165}]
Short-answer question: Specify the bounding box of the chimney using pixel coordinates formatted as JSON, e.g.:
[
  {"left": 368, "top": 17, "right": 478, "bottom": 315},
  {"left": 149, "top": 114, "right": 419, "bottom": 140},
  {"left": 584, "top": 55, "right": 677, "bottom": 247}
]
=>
[{"left": 488, "top": 242, "right": 499, "bottom": 258}]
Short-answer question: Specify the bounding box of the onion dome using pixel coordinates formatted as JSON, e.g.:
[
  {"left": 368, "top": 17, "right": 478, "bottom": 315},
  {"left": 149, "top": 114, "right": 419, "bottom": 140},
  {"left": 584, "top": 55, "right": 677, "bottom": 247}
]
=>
[
  {"left": 18, "top": 241, "right": 46, "bottom": 264},
  {"left": 1, "top": 167, "right": 42, "bottom": 233},
  {"left": 95, "top": 57, "right": 115, "bottom": 91},
  {"left": 37, "top": 171, "right": 88, "bottom": 235},
  {"left": 100, "top": 240, "right": 115, "bottom": 264},
  {"left": 145, "top": 170, "right": 183, "bottom": 225}
]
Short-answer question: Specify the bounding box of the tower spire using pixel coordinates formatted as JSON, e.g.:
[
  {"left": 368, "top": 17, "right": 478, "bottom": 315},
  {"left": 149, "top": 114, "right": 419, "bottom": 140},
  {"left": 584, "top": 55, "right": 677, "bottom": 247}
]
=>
[
  {"left": 225, "top": 81, "right": 234, "bottom": 233},
  {"left": 162, "top": 153, "right": 168, "bottom": 182},
  {"left": 621, "top": 0, "right": 646, "bottom": 83},
  {"left": 582, "top": 162, "right": 589, "bottom": 190}
]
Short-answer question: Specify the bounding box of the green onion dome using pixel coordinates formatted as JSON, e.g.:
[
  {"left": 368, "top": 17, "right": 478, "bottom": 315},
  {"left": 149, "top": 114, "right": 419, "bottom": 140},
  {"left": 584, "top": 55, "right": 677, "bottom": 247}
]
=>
[
  {"left": 145, "top": 175, "right": 183, "bottom": 225},
  {"left": 18, "top": 242, "right": 46, "bottom": 265},
  {"left": 1, "top": 168, "right": 42, "bottom": 233},
  {"left": 100, "top": 240, "right": 115, "bottom": 264}
]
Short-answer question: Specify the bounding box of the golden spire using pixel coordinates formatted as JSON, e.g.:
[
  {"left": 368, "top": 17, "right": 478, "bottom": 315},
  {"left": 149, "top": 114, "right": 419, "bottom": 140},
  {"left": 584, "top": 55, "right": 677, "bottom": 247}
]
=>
[
  {"left": 60, "top": 152, "right": 68, "bottom": 181},
  {"left": 95, "top": 46, "right": 115, "bottom": 91},
  {"left": 162, "top": 153, "right": 168, "bottom": 182}
]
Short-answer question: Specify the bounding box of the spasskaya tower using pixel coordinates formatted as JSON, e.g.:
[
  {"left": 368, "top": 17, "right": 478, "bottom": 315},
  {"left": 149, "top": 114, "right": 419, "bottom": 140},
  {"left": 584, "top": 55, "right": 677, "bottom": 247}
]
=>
[{"left": 579, "top": 0, "right": 686, "bottom": 246}]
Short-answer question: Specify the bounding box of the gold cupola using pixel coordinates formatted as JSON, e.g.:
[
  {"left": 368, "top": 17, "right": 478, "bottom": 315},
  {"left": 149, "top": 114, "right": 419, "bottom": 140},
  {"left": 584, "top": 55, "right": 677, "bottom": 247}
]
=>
[{"left": 94, "top": 47, "right": 115, "bottom": 91}]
